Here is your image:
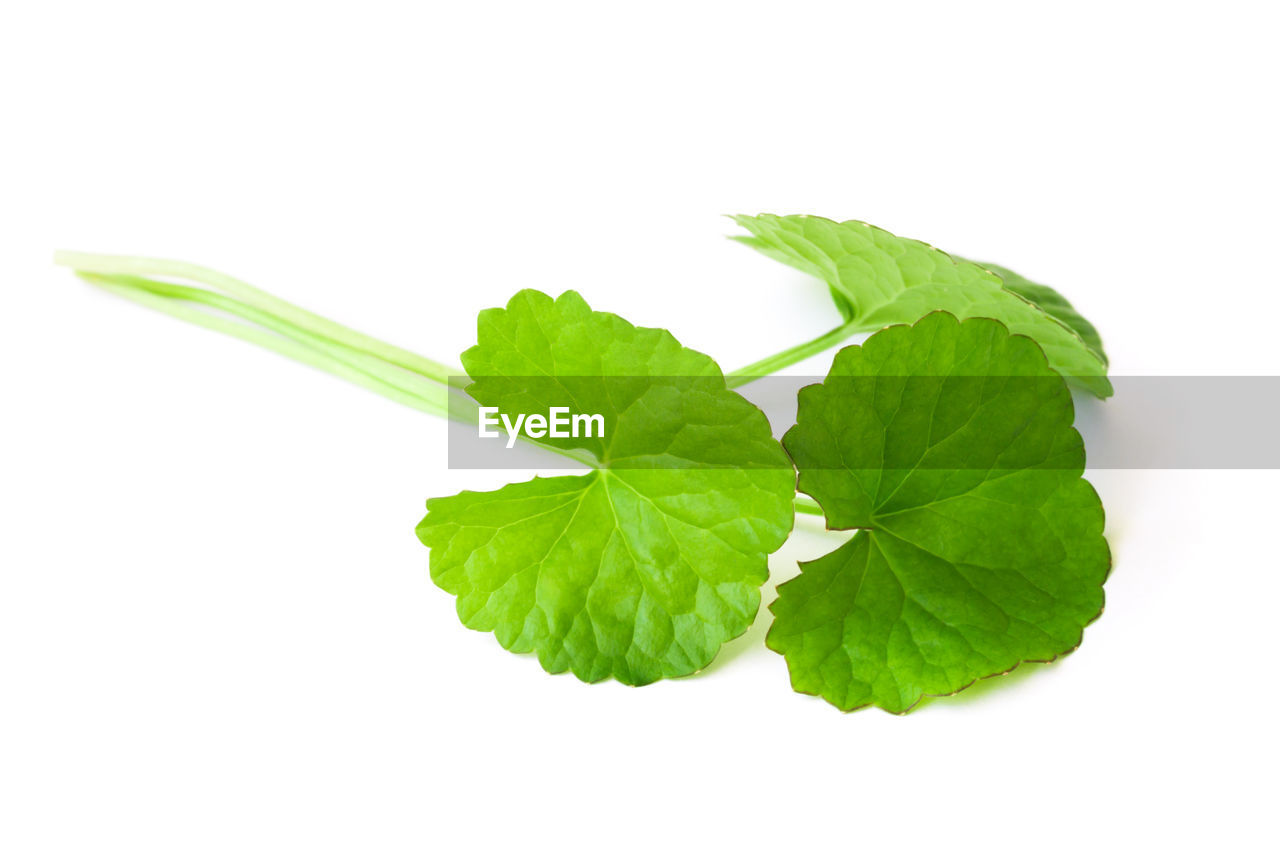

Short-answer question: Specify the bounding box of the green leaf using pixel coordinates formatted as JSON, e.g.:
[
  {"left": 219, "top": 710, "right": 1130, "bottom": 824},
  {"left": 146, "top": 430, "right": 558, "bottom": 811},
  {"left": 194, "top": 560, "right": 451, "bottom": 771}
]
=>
[
  {"left": 417, "top": 290, "right": 796, "bottom": 685},
  {"left": 975, "top": 262, "right": 1108, "bottom": 365},
  {"left": 767, "top": 312, "right": 1109, "bottom": 713},
  {"left": 731, "top": 214, "right": 1112, "bottom": 397}
]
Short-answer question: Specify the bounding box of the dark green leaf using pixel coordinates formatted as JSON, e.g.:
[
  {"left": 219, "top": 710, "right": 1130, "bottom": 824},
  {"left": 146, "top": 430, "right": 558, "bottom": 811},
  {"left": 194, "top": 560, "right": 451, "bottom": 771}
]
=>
[
  {"left": 768, "top": 312, "right": 1109, "bottom": 712},
  {"left": 976, "top": 261, "right": 1107, "bottom": 365}
]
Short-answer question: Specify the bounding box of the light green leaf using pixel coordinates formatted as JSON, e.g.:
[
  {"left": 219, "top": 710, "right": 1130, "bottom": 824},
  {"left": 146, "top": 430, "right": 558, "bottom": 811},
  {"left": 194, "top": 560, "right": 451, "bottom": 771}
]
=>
[
  {"left": 417, "top": 290, "right": 796, "bottom": 685},
  {"left": 768, "top": 312, "right": 1109, "bottom": 713},
  {"left": 731, "top": 214, "right": 1111, "bottom": 397}
]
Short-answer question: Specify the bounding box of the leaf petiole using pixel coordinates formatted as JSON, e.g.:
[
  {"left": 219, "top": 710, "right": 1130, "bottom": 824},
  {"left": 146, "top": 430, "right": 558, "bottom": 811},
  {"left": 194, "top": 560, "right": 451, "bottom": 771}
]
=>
[
  {"left": 725, "top": 318, "right": 869, "bottom": 387},
  {"left": 793, "top": 496, "right": 825, "bottom": 518},
  {"left": 67, "top": 261, "right": 600, "bottom": 468},
  {"left": 55, "top": 251, "right": 464, "bottom": 386}
]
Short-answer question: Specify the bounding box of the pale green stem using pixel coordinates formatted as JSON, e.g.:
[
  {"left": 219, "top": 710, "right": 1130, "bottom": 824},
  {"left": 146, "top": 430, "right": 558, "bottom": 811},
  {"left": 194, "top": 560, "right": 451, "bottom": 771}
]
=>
[
  {"left": 81, "top": 271, "right": 472, "bottom": 417},
  {"left": 82, "top": 273, "right": 457, "bottom": 418},
  {"left": 73, "top": 269, "right": 595, "bottom": 467},
  {"left": 55, "top": 251, "right": 464, "bottom": 385}
]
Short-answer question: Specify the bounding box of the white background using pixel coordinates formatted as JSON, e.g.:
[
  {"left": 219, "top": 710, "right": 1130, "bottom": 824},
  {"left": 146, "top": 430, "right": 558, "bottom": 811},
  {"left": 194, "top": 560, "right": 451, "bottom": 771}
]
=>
[{"left": 3, "top": 2, "right": 1277, "bottom": 841}]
